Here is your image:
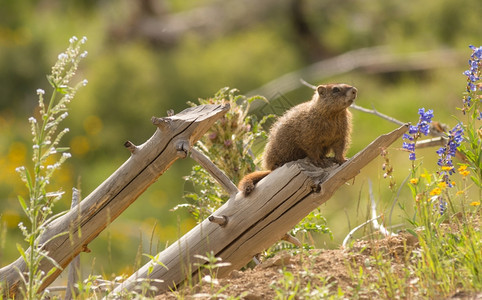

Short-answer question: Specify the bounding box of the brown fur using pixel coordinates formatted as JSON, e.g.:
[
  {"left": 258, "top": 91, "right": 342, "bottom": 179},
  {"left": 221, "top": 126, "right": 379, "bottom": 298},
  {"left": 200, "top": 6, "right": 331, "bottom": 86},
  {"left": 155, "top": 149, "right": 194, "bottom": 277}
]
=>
[{"left": 238, "top": 83, "right": 357, "bottom": 195}]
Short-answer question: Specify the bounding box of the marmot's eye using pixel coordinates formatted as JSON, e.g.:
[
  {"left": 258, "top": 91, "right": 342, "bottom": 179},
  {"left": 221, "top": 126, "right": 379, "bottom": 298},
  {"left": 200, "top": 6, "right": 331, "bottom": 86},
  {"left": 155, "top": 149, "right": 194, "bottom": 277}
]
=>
[{"left": 332, "top": 87, "right": 341, "bottom": 93}]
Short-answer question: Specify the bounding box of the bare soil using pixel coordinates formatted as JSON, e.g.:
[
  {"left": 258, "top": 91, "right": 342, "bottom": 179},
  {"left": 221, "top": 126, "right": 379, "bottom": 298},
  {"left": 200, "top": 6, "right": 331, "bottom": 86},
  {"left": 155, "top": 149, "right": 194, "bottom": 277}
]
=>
[{"left": 156, "top": 233, "right": 480, "bottom": 299}]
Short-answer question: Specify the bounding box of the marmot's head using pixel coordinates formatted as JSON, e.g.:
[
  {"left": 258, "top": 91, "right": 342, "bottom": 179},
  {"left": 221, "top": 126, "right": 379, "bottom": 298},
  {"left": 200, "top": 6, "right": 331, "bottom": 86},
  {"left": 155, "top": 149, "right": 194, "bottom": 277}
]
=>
[{"left": 315, "top": 84, "right": 357, "bottom": 111}]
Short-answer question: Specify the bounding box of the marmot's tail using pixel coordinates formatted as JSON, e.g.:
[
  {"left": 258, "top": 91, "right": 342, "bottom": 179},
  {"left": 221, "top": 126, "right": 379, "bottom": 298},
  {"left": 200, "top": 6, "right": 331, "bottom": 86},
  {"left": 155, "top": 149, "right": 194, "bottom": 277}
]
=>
[{"left": 238, "top": 170, "right": 272, "bottom": 196}]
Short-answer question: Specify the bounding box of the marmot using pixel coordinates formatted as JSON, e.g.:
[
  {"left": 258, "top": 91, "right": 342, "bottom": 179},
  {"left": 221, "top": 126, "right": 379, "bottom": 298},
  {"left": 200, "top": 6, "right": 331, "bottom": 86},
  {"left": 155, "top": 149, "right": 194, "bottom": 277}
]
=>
[{"left": 238, "top": 83, "right": 357, "bottom": 195}]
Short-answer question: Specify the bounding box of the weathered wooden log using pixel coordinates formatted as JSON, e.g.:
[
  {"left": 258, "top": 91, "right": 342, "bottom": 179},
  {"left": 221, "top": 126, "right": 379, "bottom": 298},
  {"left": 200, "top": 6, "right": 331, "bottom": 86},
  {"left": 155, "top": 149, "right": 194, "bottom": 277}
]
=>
[
  {"left": 64, "top": 188, "right": 81, "bottom": 300},
  {"left": 112, "top": 124, "right": 408, "bottom": 297},
  {"left": 0, "top": 104, "right": 229, "bottom": 298}
]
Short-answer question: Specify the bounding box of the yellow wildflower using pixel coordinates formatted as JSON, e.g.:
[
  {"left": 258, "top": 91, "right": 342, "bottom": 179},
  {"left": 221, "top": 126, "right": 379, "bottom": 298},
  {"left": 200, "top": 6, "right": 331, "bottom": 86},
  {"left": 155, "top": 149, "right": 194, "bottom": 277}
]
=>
[
  {"left": 458, "top": 165, "right": 470, "bottom": 176},
  {"left": 410, "top": 178, "right": 419, "bottom": 185},
  {"left": 470, "top": 201, "right": 480, "bottom": 206},
  {"left": 441, "top": 166, "right": 454, "bottom": 171},
  {"left": 420, "top": 173, "right": 427, "bottom": 178},
  {"left": 456, "top": 190, "right": 464, "bottom": 196},
  {"left": 429, "top": 187, "right": 442, "bottom": 196},
  {"left": 437, "top": 182, "right": 447, "bottom": 189}
]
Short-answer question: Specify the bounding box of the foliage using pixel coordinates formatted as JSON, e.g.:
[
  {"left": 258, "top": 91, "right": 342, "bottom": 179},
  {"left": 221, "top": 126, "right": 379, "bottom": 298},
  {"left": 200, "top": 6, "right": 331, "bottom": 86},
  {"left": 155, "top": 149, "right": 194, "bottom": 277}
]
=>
[
  {"left": 459, "top": 45, "right": 482, "bottom": 189},
  {"left": 348, "top": 45, "right": 482, "bottom": 299},
  {"left": 402, "top": 46, "right": 481, "bottom": 297},
  {"left": 173, "top": 87, "right": 271, "bottom": 220},
  {"left": 12, "top": 36, "right": 88, "bottom": 299}
]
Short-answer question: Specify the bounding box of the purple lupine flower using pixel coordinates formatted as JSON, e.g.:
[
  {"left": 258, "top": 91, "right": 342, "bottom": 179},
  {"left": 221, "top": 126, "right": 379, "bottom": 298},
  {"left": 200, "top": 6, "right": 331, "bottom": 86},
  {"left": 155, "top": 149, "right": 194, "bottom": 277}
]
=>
[
  {"left": 470, "top": 45, "right": 482, "bottom": 59},
  {"left": 409, "top": 152, "right": 416, "bottom": 161},
  {"left": 436, "top": 123, "right": 464, "bottom": 185},
  {"left": 438, "top": 199, "right": 447, "bottom": 215},
  {"left": 402, "top": 108, "right": 434, "bottom": 160},
  {"left": 463, "top": 45, "right": 482, "bottom": 110}
]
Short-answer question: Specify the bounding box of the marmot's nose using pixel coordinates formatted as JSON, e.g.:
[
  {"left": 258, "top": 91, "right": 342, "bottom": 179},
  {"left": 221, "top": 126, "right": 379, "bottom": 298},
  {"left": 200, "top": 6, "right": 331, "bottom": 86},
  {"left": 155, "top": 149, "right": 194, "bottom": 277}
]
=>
[{"left": 348, "top": 87, "right": 358, "bottom": 98}]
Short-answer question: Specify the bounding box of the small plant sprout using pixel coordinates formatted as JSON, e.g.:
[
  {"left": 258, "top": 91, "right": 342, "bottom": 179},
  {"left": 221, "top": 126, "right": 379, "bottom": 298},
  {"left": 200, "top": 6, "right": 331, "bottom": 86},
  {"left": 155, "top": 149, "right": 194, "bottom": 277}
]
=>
[
  {"left": 14, "top": 36, "right": 88, "bottom": 299},
  {"left": 194, "top": 251, "right": 231, "bottom": 293}
]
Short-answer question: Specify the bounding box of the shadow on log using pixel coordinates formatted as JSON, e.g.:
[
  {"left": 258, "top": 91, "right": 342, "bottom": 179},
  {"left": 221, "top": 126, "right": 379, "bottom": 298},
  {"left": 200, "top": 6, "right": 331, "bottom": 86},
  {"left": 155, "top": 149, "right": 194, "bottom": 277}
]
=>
[
  {"left": 112, "top": 124, "right": 408, "bottom": 297},
  {"left": 0, "top": 104, "right": 229, "bottom": 298}
]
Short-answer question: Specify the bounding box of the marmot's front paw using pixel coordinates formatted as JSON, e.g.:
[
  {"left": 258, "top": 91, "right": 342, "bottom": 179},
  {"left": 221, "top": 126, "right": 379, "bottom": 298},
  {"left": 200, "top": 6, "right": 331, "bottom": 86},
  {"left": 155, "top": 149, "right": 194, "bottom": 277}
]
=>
[{"left": 242, "top": 182, "right": 255, "bottom": 196}]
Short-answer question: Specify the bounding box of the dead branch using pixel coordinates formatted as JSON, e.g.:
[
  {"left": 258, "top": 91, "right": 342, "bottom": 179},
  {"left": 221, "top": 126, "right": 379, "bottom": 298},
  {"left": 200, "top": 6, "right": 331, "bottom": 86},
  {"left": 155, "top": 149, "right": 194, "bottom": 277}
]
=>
[
  {"left": 190, "top": 147, "right": 238, "bottom": 197},
  {"left": 0, "top": 104, "right": 229, "bottom": 298},
  {"left": 112, "top": 124, "right": 408, "bottom": 296}
]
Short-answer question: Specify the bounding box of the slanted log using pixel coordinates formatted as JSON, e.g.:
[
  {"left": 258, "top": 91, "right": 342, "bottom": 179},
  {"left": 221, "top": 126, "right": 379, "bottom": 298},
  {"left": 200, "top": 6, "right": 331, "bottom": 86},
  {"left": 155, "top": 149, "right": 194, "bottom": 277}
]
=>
[
  {"left": 113, "top": 124, "right": 408, "bottom": 297},
  {"left": 0, "top": 104, "right": 229, "bottom": 298}
]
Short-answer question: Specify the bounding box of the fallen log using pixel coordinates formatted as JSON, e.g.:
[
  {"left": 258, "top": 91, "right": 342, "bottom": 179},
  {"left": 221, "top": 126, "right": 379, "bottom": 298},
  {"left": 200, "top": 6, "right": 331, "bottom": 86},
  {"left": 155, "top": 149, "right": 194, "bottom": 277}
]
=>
[
  {"left": 112, "top": 124, "right": 408, "bottom": 297},
  {"left": 0, "top": 104, "right": 229, "bottom": 298}
]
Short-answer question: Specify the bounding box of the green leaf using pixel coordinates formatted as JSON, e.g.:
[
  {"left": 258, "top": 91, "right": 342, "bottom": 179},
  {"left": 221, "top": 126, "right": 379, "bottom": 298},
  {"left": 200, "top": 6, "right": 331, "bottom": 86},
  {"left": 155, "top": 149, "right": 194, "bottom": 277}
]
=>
[
  {"left": 470, "top": 175, "right": 480, "bottom": 187},
  {"left": 24, "top": 168, "right": 34, "bottom": 192},
  {"left": 142, "top": 253, "right": 168, "bottom": 270},
  {"left": 16, "top": 243, "right": 27, "bottom": 261},
  {"left": 247, "top": 95, "right": 267, "bottom": 104},
  {"left": 406, "top": 228, "right": 418, "bottom": 238},
  {"left": 17, "top": 195, "right": 28, "bottom": 214},
  {"left": 55, "top": 147, "right": 70, "bottom": 153},
  {"left": 56, "top": 85, "right": 70, "bottom": 95},
  {"left": 39, "top": 251, "right": 62, "bottom": 270}
]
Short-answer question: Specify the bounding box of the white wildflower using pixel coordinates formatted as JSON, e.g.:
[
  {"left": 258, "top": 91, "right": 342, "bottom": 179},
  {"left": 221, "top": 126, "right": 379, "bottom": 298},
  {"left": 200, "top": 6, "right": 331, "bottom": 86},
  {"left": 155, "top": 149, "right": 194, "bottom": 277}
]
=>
[
  {"left": 81, "top": 36, "right": 87, "bottom": 44},
  {"left": 62, "top": 153, "right": 72, "bottom": 159},
  {"left": 82, "top": 79, "right": 88, "bottom": 86},
  {"left": 58, "top": 53, "right": 68, "bottom": 60},
  {"left": 15, "top": 166, "right": 25, "bottom": 173},
  {"left": 28, "top": 117, "right": 37, "bottom": 124},
  {"left": 36, "top": 89, "right": 45, "bottom": 95},
  {"left": 69, "top": 36, "right": 78, "bottom": 44},
  {"left": 80, "top": 51, "right": 88, "bottom": 58}
]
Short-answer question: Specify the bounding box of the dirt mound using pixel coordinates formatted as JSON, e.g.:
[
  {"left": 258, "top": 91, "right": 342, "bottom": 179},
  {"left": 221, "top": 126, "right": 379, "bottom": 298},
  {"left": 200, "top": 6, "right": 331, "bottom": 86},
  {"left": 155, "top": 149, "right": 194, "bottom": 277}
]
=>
[
  {"left": 157, "top": 232, "right": 481, "bottom": 299},
  {"left": 156, "top": 233, "right": 425, "bottom": 299}
]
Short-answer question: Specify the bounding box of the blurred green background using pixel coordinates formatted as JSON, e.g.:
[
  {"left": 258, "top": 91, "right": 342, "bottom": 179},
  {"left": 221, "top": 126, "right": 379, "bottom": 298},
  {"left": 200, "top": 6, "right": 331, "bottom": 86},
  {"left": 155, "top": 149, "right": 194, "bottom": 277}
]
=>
[{"left": 0, "top": 0, "right": 480, "bottom": 280}]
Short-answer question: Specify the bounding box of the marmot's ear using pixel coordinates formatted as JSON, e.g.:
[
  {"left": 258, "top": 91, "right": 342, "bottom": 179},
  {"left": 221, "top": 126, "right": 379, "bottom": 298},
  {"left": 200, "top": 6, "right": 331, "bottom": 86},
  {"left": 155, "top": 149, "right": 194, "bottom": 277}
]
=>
[{"left": 317, "top": 85, "right": 326, "bottom": 95}]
